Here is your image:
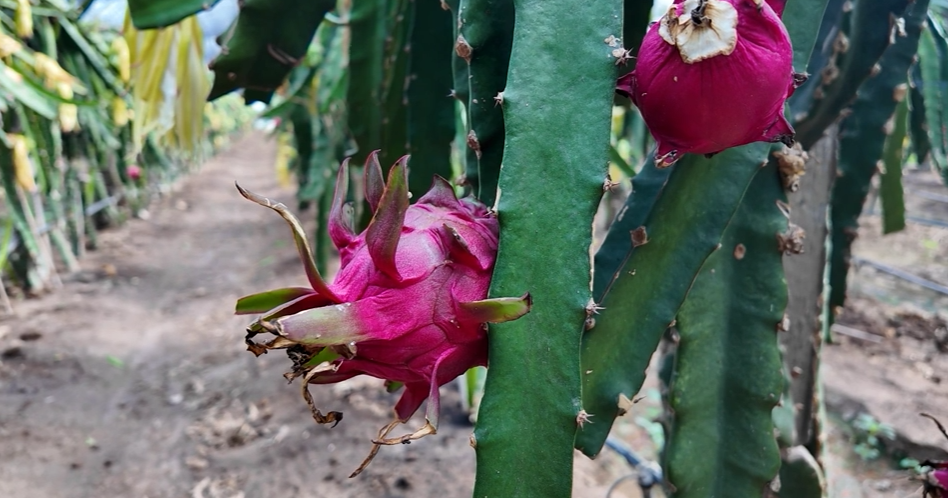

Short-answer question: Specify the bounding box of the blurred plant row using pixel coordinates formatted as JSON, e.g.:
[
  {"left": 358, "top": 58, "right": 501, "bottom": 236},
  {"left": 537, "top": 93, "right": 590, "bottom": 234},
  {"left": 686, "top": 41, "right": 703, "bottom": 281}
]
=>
[{"left": 0, "top": 0, "right": 254, "bottom": 300}]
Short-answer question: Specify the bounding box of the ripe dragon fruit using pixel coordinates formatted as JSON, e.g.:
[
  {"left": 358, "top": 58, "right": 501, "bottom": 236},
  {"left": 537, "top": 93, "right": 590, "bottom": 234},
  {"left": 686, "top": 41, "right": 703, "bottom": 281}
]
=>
[
  {"left": 921, "top": 413, "right": 948, "bottom": 497},
  {"left": 933, "top": 467, "right": 948, "bottom": 493},
  {"left": 126, "top": 164, "right": 142, "bottom": 182},
  {"left": 617, "top": 0, "right": 803, "bottom": 167},
  {"left": 235, "top": 152, "right": 531, "bottom": 476}
]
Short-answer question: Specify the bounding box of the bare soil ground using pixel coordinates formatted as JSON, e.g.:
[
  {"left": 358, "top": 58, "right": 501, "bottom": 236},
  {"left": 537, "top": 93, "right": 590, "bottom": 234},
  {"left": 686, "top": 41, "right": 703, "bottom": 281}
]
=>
[
  {"left": 817, "top": 169, "right": 948, "bottom": 498},
  {"left": 1, "top": 133, "right": 946, "bottom": 498}
]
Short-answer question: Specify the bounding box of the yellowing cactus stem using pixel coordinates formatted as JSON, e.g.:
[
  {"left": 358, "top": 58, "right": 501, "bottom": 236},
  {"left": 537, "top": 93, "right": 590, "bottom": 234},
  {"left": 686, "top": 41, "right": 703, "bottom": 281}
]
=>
[
  {"left": 112, "top": 97, "right": 129, "bottom": 127},
  {"left": 0, "top": 32, "right": 23, "bottom": 58},
  {"left": 15, "top": 0, "right": 32, "bottom": 39},
  {"left": 57, "top": 82, "right": 78, "bottom": 132},
  {"left": 34, "top": 53, "right": 76, "bottom": 87},
  {"left": 111, "top": 36, "right": 131, "bottom": 84},
  {"left": 9, "top": 134, "right": 36, "bottom": 192}
]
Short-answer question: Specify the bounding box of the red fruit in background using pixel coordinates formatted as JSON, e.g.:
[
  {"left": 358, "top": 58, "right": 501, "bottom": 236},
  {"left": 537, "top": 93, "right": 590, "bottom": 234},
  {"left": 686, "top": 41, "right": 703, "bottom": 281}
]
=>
[
  {"left": 921, "top": 413, "right": 948, "bottom": 497},
  {"left": 617, "top": 0, "right": 803, "bottom": 167},
  {"left": 934, "top": 467, "right": 948, "bottom": 489},
  {"left": 126, "top": 164, "right": 141, "bottom": 181},
  {"left": 235, "top": 152, "right": 531, "bottom": 476}
]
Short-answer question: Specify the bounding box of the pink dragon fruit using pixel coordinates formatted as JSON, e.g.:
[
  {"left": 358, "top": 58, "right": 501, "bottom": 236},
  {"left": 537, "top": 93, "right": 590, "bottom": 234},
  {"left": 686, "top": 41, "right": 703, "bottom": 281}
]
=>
[
  {"left": 617, "top": 0, "right": 803, "bottom": 167},
  {"left": 921, "top": 413, "right": 948, "bottom": 496},
  {"left": 126, "top": 164, "right": 141, "bottom": 181},
  {"left": 235, "top": 152, "right": 530, "bottom": 476},
  {"left": 934, "top": 467, "right": 948, "bottom": 490},
  {"left": 763, "top": 0, "right": 786, "bottom": 16}
]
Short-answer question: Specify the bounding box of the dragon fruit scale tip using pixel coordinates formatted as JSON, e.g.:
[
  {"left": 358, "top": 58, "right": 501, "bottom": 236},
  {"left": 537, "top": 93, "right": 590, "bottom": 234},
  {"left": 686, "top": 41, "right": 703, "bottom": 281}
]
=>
[
  {"left": 618, "top": 0, "right": 805, "bottom": 167},
  {"left": 234, "top": 151, "right": 531, "bottom": 477}
]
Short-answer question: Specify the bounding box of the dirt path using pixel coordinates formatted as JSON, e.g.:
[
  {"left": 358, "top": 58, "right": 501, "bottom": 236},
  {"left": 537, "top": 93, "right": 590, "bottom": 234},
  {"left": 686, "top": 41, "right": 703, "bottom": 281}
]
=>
[{"left": 0, "top": 133, "right": 487, "bottom": 498}]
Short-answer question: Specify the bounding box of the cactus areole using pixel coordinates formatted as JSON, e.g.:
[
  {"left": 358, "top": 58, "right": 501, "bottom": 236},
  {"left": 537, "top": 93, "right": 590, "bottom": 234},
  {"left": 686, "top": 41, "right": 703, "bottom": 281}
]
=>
[
  {"left": 234, "top": 152, "right": 531, "bottom": 476},
  {"left": 617, "top": 0, "right": 803, "bottom": 167}
]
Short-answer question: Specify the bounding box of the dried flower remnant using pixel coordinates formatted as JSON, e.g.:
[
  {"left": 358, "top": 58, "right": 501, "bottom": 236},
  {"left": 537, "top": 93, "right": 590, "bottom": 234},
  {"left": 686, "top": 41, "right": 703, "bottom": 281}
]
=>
[{"left": 773, "top": 143, "right": 809, "bottom": 191}]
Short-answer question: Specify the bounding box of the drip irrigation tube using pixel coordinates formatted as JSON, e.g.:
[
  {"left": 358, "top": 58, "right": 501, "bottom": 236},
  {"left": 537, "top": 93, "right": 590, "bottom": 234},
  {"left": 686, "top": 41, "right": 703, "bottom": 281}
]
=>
[{"left": 852, "top": 256, "right": 948, "bottom": 296}]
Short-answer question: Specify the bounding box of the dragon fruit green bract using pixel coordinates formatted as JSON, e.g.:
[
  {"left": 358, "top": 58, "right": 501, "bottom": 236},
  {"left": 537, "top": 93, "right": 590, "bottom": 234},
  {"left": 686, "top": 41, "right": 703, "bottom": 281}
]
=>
[
  {"left": 234, "top": 152, "right": 531, "bottom": 476},
  {"left": 617, "top": 0, "right": 801, "bottom": 167}
]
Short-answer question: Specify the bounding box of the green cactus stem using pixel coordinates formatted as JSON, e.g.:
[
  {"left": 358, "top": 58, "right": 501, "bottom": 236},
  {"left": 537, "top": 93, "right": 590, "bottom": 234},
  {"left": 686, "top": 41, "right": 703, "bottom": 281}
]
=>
[
  {"left": 406, "top": 0, "right": 455, "bottom": 198},
  {"left": 786, "top": 0, "right": 847, "bottom": 121},
  {"left": 917, "top": 15, "right": 948, "bottom": 182},
  {"left": 827, "top": 0, "right": 929, "bottom": 313},
  {"left": 126, "top": 0, "right": 220, "bottom": 29},
  {"left": 288, "top": 105, "right": 314, "bottom": 208},
  {"left": 620, "top": 0, "right": 652, "bottom": 74},
  {"left": 458, "top": 0, "right": 514, "bottom": 205},
  {"left": 348, "top": 0, "right": 387, "bottom": 165},
  {"left": 782, "top": 0, "right": 833, "bottom": 71},
  {"left": 661, "top": 161, "right": 786, "bottom": 497},
  {"left": 777, "top": 446, "right": 827, "bottom": 497},
  {"left": 794, "top": 0, "right": 913, "bottom": 148},
  {"left": 907, "top": 64, "right": 932, "bottom": 165},
  {"left": 443, "top": 0, "right": 470, "bottom": 183},
  {"left": 577, "top": 144, "right": 775, "bottom": 458},
  {"left": 880, "top": 92, "right": 908, "bottom": 234},
  {"left": 591, "top": 158, "right": 672, "bottom": 301},
  {"left": 208, "top": 0, "right": 336, "bottom": 103},
  {"left": 471, "top": 0, "right": 619, "bottom": 495},
  {"left": 378, "top": 0, "right": 412, "bottom": 169}
]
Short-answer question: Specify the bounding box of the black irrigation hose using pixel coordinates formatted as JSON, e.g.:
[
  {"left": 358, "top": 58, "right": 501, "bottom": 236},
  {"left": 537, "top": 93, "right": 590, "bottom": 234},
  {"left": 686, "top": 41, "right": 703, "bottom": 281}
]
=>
[
  {"left": 905, "top": 187, "right": 948, "bottom": 203},
  {"left": 864, "top": 208, "right": 948, "bottom": 229},
  {"left": 604, "top": 436, "right": 663, "bottom": 497},
  {"left": 852, "top": 256, "right": 948, "bottom": 296},
  {"left": 902, "top": 215, "right": 948, "bottom": 229}
]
